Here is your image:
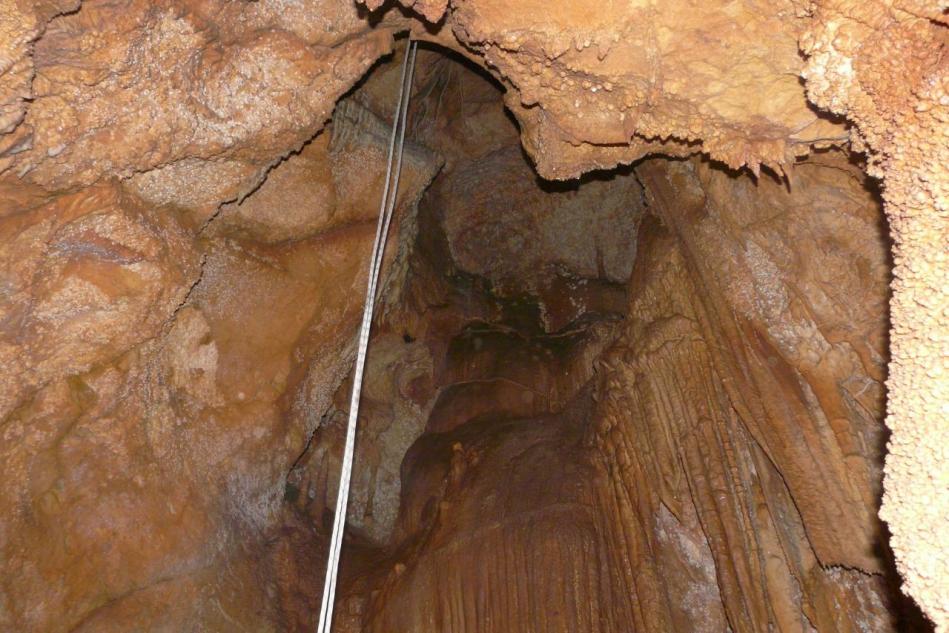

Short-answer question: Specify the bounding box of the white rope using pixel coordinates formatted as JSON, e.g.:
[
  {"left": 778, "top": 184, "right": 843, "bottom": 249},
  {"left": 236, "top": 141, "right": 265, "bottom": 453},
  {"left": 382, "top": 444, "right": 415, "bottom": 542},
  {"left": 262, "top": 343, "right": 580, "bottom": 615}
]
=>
[{"left": 316, "top": 39, "right": 418, "bottom": 633}]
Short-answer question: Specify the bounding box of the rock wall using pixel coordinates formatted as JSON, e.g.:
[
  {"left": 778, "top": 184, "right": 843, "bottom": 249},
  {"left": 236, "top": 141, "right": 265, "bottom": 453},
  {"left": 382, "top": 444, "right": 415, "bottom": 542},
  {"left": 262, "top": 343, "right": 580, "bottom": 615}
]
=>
[
  {"left": 344, "top": 150, "right": 921, "bottom": 632},
  {"left": 0, "top": 0, "right": 945, "bottom": 630},
  {"left": 402, "top": 0, "right": 848, "bottom": 178},
  {"left": 381, "top": 0, "right": 948, "bottom": 626},
  {"left": 598, "top": 155, "right": 902, "bottom": 631},
  {"left": 799, "top": 4, "right": 949, "bottom": 626},
  {"left": 0, "top": 5, "right": 434, "bottom": 628}
]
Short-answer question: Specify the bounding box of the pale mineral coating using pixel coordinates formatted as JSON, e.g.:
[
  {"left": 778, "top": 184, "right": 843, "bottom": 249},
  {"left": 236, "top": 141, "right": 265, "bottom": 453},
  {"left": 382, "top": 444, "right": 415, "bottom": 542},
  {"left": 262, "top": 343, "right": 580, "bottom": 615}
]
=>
[
  {"left": 1, "top": 0, "right": 396, "bottom": 194},
  {"left": 400, "top": 0, "right": 848, "bottom": 178},
  {"left": 0, "top": 0, "right": 78, "bottom": 140},
  {"left": 0, "top": 181, "right": 199, "bottom": 420},
  {"left": 435, "top": 143, "right": 642, "bottom": 331},
  {"left": 799, "top": 3, "right": 949, "bottom": 628}
]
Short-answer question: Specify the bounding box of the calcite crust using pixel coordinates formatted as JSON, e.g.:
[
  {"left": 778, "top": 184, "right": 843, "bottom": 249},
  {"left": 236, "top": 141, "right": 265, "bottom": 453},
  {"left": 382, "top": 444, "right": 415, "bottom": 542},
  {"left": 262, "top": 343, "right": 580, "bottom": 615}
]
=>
[{"left": 0, "top": 0, "right": 946, "bottom": 630}]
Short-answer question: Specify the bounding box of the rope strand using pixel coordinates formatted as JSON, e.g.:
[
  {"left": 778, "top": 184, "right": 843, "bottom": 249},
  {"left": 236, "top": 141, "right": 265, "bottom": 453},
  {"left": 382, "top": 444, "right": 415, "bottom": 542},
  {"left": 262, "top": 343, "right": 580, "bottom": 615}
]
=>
[{"left": 316, "top": 39, "right": 418, "bottom": 633}]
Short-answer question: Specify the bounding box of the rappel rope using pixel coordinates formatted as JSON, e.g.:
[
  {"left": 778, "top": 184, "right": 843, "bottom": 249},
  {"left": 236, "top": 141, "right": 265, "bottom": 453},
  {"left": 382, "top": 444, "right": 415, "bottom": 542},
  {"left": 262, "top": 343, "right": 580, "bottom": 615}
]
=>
[{"left": 316, "top": 40, "right": 418, "bottom": 633}]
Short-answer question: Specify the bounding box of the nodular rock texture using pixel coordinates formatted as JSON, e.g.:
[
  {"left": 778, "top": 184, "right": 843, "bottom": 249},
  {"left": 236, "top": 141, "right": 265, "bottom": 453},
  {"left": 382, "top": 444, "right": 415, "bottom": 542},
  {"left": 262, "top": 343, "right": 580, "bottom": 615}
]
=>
[{"left": 0, "top": 0, "right": 946, "bottom": 631}]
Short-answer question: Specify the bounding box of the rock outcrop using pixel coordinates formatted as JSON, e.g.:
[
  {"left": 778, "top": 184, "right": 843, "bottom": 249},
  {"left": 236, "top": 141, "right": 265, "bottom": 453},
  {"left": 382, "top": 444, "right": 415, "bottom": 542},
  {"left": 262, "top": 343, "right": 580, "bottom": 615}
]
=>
[
  {"left": 799, "top": 4, "right": 949, "bottom": 626},
  {"left": 0, "top": 8, "right": 436, "bottom": 626}
]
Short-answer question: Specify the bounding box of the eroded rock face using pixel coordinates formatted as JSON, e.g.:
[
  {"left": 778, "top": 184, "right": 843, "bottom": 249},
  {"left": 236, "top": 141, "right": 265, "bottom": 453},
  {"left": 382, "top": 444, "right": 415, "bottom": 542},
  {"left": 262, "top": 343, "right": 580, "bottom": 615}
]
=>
[
  {"left": 799, "top": 4, "right": 949, "bottom": 625},
  {"left": 339, "top": 152, "right": 917, "bottom": 632},
  {"left": 0, "top": 0, "right": 945, "bottom": 631},
  {"left": 438, "top": 145, "right": 640, "bottom": 329},
  {"left": 1, "top": 0, "right": 399, "bottom": 199},
  {"left": 283, "top": 81, "right": 633, "bottom": 551},
  {"left": 380, "top": 1, "right": 948, "bottom": 627},
  {"left": 401, "top": 0, "right": 847, "bottom": 178},
  {"left": 0, "top": 27, "right": 437, "bottom": 628},
  {"left": 599, "top": 155, "right": 900, "bottom": 630},
  {"left": 0, "top": 181, "right": 198, "bottom": 420}
]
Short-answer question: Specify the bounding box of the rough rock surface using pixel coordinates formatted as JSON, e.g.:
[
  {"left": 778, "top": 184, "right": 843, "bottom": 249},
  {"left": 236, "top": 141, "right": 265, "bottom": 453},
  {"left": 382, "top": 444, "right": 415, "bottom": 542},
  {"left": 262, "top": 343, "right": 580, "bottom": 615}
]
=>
[
  {"left": 613, "top": 156, "right": 901, "bottom": 629},
  {"left": 405, "top": 0, "right": 848, "bottom": 178},
  {"left": 799, "top": 4, "right": 949, "bottom": 626},
  {"left": 0, "top": 0, "right": 946, "bottom": 631},
  {"left": 1, "top": 0, "right": 396, "bottom": 195},
  {"left": 337, "top": 152, "right": 915, "bottom": 633},
  {"left": 0, "top": 18, "right": 435, "bottom": 628},
  {"left": 636, "top": 155, "right": 892, "bottom": 574},
  {"left": 384, "top": 0, "right": 949, "bottom": 627}
]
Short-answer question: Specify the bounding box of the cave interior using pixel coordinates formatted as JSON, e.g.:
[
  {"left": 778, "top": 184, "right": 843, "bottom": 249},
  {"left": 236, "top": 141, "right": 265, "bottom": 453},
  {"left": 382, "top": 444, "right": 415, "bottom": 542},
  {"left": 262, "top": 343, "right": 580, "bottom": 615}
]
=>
[{"left": 1, "top": 2, "right": 947, "bottom": 633}]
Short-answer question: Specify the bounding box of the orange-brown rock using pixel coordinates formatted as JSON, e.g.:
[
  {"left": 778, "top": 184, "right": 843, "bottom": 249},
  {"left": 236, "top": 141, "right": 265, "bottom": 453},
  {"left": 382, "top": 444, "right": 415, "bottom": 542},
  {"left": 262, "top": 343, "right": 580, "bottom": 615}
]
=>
[
  {"left": 0, "top": 180, "right": 199, "bottom": 420},
  {"left": 2, "top": 0, "right": 398, "bottom": 197},
  {"left": 0, "top": 0, "right": 946, "bottom": 631},
  {"left": 0, "top": 48, "right": 437, "bottom": 629},
  {"left": 800, "top": 4, "right": 949, "bottom": 625},
  {"left": 597, "top": 154, "right": 900, "bottom": 630},
  {"left": 331, "top": 150, "right": 919, "bottom": 632},
  {"left": 380, "top": 1, "right": 949, "bottom": 625},
  {"left": 398, "top": 0, "right": 848, "bottom": 178}
]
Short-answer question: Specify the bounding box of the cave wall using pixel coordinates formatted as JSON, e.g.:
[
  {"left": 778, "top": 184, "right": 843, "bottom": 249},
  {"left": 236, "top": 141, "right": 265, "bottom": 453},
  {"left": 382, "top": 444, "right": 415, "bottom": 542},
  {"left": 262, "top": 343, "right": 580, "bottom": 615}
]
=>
[
  {"left": 592, "top": 155, "right": 900, "bottom": 631},
  {"left": 392, "top": 0, "right": 948, "bottom": 625},
  {"left": 338, "top": 151, "right": 912, "bottom": 632},
  {"left": 799, "top": 5, "right": 949, "bottom": 625},
  {"left": 0, "top": 0, "right": 946, "bottom": 631},
  {"left": 0, "top": 120, "right": 435, "bottom": 631},
  {"left": 0, "top": 4, "right": 433, "bottom": 627}
]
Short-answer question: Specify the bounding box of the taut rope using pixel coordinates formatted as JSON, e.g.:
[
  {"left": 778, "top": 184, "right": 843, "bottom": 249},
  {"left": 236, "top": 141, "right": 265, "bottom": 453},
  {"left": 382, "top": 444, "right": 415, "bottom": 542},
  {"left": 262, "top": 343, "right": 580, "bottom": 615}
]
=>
[{"left": 316, "top": 39, "right": 418, "bottom": 633}]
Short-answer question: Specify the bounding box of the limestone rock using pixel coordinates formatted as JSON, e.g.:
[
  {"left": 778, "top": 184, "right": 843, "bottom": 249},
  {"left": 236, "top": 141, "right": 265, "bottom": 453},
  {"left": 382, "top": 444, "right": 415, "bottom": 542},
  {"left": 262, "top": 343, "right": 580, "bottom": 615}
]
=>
[
  {"left": 801, "top": 3, "right": 949, "bottom": 625},
  {"left": 400, "top": 0, "right": 848, "bottom": 177},
  {"left": 0, "top": 1, "right": 945, "bottom": 631},
  {"left": 0, "top": 180, "right": 199, "bottom": 420},
  {"left": 4, "top": 0, "right": 394, "bottom": 195}
]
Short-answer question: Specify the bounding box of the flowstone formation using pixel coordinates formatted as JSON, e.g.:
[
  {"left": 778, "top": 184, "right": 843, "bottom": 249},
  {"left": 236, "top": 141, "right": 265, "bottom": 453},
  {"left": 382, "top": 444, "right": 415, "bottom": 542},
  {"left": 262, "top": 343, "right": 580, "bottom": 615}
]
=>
[
  {"left": 0, "top": 0, "right": 946, "bottom": 632},
  {"left": 386, "top": 0, "right": 948, "bottom": 626}
]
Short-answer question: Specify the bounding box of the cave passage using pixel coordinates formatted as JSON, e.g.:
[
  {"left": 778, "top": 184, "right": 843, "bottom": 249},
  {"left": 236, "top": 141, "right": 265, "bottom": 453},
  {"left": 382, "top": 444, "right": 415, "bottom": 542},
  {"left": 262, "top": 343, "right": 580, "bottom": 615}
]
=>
[
  {"left": 1, "top": 4, "right": 945, "bottom": 633},
  {"left": 280, "top": 43, "right": 928, "bottom": 633}
]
